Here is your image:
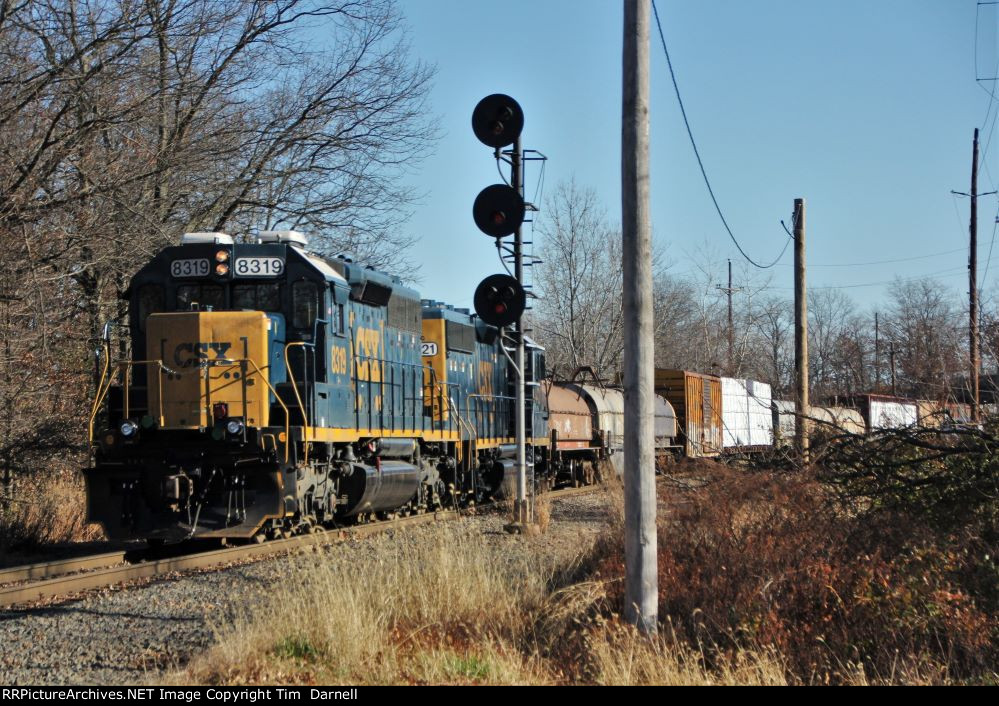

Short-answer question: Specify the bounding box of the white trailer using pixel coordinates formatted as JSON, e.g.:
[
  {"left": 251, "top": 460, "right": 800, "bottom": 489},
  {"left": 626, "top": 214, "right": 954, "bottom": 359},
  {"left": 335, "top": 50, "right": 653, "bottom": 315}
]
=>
[{"left": 720, "top": 377, "right": 773, "bottom": 450}]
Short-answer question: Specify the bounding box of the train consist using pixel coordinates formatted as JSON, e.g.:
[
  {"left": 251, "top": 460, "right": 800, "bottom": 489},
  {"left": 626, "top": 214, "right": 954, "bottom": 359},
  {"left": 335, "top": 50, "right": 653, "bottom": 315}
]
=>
[{"left": 84, "top": 231, "right": 942, "bottom": 543}]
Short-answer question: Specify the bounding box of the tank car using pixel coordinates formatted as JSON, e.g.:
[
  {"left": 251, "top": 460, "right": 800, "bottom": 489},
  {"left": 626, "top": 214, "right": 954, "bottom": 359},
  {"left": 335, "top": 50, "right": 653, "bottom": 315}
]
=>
[{"left": 545, "top": 368, "right": 677, "bottom": 481}]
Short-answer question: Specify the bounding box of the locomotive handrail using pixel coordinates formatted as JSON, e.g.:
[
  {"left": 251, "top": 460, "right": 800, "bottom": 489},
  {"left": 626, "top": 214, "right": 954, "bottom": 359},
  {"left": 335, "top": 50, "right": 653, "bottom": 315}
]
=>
[
  {"left": 88, "top": 357, "right": 168, "bottom": 445},
  {"left": 466, "top": 393, "right": 516, "bottom": 442},
  {"left": 88, "top": 339, "right": 112, "bottom": 445},
  {"left": 200, "top": 357, "right": 292, "bottom": 464},
  {"left": 120, "top": 359, "right": 168, "bottom": 424},
  {"left": 447, "top": 392, "right": 475, "bottom": 468},
  {"left": 448, "top": 393, "right": 476, "bottom": 439},
  {"left": 88, "top": 353, "right": 291, "bottom": 464},
  {"left": 352, "top": 352, "right": 461, "bottom": 436},
  {"left": 284, "top": 341, "right": 312, "bottom": 464}
]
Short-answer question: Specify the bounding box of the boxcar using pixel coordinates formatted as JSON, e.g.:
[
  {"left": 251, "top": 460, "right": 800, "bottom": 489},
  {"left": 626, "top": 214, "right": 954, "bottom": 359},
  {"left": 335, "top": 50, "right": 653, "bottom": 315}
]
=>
[
  {"left": 654, "top": 369, "right": 722, "bottom": 457},
  {"left": 853, "top": 394, "right": 918, "bottom": 432},
  {"left": 719, "top": 377, "right": 773, "bottom": 452}
]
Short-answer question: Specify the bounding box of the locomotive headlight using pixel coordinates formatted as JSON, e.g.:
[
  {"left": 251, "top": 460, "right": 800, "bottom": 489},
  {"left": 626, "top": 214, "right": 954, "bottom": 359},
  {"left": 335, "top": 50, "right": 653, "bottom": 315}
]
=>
[
  {"left": 120, "top": 420, "right": 139, "bottom": 437},
  {"left": 215, "top": 263, "right": 229, "bottom": 276},
  {"left": 215, "top": 250, "right": 229, "bottom": 263},
  {"left": 226, "top": 419, "right": 245, "bottom": 435}
]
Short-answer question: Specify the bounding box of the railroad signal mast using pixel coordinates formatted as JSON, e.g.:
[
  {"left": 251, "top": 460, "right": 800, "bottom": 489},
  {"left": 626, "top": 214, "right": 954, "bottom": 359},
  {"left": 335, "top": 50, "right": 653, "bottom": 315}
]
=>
[{"left": 471, "top": 94, "right": 535, "bottom": 528}]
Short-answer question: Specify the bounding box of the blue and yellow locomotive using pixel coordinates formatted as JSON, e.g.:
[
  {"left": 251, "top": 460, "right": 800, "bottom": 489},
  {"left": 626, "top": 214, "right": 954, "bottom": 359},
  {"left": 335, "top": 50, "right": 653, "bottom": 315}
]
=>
[{"left": 84, "top": 231, "right": 551, "bottom": 542}]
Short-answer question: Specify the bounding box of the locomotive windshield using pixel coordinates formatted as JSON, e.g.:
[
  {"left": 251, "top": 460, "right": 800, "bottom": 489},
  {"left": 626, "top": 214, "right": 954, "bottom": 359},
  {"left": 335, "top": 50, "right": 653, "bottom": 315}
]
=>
[
  {"left": 176, "top": 284, "right": 224, "bottom": 311},
  {"left": 232, "top": 282, "right": 281, "bottom": 311}
]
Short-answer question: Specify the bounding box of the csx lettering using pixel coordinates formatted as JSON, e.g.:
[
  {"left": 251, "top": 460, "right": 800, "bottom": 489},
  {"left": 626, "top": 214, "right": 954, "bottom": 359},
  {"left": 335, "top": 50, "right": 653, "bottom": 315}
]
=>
[
  {"left": 478, "top": 361, "right": 494, "bottom": 396},
  {"left": 174, "top": 342, "right": 232, "bottom": 367},
  {"left": 354, "top": 328, "right": 381, "bottom": 382}
]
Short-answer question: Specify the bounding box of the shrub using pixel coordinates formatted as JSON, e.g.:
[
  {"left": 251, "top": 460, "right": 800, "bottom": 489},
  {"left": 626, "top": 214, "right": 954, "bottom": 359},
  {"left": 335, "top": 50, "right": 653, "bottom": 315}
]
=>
[{"left": 590, "top": 465, "right": 999, "bottom": 684}]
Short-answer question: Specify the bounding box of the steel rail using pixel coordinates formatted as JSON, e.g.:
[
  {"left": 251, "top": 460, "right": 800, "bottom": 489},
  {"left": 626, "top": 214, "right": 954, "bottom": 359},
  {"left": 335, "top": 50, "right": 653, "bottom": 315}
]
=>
[
  {"left": 0, "top": 484, "right": 600, "bottom": 608},
  {"left": 0, "top": 551, "right": 130, "bottom": 586}
]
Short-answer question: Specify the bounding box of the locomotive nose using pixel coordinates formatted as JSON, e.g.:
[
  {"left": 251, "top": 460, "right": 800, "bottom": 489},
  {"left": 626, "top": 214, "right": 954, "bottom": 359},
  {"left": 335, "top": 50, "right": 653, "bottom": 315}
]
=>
[{"left": 147, "top": 310, "right": 273, "bottom": 430}]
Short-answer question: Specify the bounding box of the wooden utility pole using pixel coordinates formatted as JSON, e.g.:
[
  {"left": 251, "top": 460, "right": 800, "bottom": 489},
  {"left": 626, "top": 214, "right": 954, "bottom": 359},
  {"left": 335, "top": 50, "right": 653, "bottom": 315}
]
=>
[
  {"left": 890, "top": 341, "right": 897, "bottom": 396},
  {"left": 970, "top": 128, "right": 981, "bottom": 422},
  {"left": 716, "top": 259, "right": 742, "bottom": 374},
  {"left": 874, "top": 311, "right": 881, "bottom": 391},
  {"left": 622, "top": 0, "right": 657, "bottom": 634},
  {"left": 793, "top": 198, "right": 810, "bottom": 465}
]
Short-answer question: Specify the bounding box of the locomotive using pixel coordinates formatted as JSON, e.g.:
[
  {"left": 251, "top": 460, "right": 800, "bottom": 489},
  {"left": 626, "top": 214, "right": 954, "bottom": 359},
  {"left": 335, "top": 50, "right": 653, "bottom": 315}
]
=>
[{"left": 85, "top": 230, "right": 553, "bottom": 543}]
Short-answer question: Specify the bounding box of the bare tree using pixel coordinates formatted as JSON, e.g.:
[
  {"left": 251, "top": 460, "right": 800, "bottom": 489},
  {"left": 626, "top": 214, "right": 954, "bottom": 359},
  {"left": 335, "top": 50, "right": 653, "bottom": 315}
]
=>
[
  {"left": 0, "top": 0, "right": 437, "bottom": 502},
  {"left": 752, "top": 295, "right": 793, "bottom": 397},
  {"left": 882, "top": 278, "right": 964, "bottom": 400},
  {"left": 534, "top": 180, "right": 627, "bottom": 376}
]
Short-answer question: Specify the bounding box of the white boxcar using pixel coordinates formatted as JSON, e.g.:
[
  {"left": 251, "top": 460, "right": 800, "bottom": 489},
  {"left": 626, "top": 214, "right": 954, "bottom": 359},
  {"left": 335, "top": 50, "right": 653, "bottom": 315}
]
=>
[
  {"left": 720, "top": 377, "right": 773, "bottom": 449},
  {"left": 865, "top": 395, "right": 918, "bottom": 431}
]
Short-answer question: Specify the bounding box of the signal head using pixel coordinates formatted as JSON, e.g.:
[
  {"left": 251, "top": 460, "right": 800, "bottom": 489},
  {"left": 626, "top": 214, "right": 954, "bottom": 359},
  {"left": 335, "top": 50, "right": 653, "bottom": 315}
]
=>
[
  {"left": 474, "top": 273, "right": 526, "bottom": 328},
  {"left": 472, "top": 94, "right": 524, "bottom": 148},
  {"left": 473, "top": 184, "right": 525, "bottom": 238}
]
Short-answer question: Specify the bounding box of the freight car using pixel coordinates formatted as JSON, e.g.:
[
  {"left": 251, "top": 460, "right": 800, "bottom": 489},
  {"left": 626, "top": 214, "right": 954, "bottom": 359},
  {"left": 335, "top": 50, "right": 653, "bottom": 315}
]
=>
[
  {"left": 653, "top": 369, "right": 723, "bottom": 457},
  {"left": 719, "top": 377, "right": 773, "bottom": 453},
  {"left": 843, "top": 394, "right": 918, "bottom": 432},
  {"left": 772, "top": 402, "right": 867, "bottom": 446},
  {"left": 546, "top": 368, "right": 678, "bottom": 479}
]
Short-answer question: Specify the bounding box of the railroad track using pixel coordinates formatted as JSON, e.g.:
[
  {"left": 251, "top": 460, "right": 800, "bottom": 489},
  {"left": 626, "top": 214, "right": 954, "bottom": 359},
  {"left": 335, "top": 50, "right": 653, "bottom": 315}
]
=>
[{"left": 0, "top": 484, "right": 599, "bottom": 609}]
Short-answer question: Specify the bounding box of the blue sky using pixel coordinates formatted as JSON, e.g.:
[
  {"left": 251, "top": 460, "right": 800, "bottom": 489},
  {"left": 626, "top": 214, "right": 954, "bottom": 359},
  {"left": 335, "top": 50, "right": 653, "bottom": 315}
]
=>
[{"left": 395, "top": 0, "right": 994, "bottom": 311}]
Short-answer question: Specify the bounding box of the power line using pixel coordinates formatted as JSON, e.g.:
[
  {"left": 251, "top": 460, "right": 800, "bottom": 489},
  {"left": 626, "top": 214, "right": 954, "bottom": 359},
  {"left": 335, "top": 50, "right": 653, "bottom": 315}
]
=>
[
  {"left": 775, "top": 246, "right": 970, "bottom": 269},
  {"left": 760, "top": 263, "right": 981, "bottom": 292},
  {"left": 650, "top": 0, "right": 788, "bottom": 269},
  {"left": 981, "top": 204, "right": 999, "bottom": 287}
]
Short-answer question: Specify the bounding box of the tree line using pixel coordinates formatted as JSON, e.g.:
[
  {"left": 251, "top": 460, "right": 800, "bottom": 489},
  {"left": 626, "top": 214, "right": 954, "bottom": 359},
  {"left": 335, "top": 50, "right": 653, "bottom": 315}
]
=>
[
  {"left": 0, "top": 0, "right": 434, "bottom": 495},
  {"left": 533, "top": 179, "right": 985, "bottom": 406}
]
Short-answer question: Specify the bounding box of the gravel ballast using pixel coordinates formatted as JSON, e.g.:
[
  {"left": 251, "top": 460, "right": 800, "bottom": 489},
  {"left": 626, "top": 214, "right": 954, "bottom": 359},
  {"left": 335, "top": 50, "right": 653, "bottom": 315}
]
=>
[{"left": 0, "top": 492, "right": 610, "bottom": 685}]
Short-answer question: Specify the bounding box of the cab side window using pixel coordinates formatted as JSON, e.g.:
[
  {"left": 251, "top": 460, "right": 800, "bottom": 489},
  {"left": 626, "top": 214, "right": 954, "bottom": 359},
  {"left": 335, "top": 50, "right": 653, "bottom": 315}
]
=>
[
  {"left": 333, "top": 303, "right": 345, "bottom": 335},
  {"left": 137, "top": 285, "right": 164, "bottom": 331},
  {"left": 292, "top": 280, "right": 319, "bottom": 330}
]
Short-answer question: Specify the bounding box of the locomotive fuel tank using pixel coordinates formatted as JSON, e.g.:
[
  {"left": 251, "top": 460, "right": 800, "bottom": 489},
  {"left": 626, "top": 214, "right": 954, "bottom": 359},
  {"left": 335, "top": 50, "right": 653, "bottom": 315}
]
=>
[{"left": 340, "top": 460, "right": 421, "bottom": 517}]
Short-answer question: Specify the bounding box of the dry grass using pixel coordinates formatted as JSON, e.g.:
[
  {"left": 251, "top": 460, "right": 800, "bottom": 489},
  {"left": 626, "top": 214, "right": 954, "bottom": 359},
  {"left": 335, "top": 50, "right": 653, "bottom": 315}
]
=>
[
  {"left": 0, "top": 469, "right": 102, "bottom": 552},
  {"left": 171, "top": 505, "right": 783, "bottom": 686}
]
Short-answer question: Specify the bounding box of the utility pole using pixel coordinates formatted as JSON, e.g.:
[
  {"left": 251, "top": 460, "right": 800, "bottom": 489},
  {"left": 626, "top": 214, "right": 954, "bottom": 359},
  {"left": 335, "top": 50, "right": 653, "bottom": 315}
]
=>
[
  {"left": 793, "top": 198, "right": 809, "bottom": 465},
  {"left": 971, "top": 128, "right": 981, "bottom": 422},
  {"left": 716, "top": 259, "right": 742, "bottom": 374},
  {"left": 874, "top": 311, "right": 880, "bottom": 392},
  {"left": 622, "top": 0, "right": 657, "bottom": 634},
  {"left": 890, "top": 341, "right": 897, "bottom": 396}
]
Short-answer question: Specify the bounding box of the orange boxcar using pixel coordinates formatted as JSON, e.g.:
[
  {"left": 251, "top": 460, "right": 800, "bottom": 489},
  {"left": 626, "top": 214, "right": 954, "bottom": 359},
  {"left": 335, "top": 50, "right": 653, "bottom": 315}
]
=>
[{"left": 653, "top": 369, "right": 722, "bottom": 457}]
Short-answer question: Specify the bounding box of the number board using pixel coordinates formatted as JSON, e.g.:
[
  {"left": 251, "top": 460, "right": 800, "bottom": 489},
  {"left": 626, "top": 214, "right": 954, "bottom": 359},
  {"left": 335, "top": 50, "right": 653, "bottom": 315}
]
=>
[
  {"left": 170, "top": 259, "right": 210, "bottom": 278},
  {"left": 421, "top": 342, "right": 438, "bottom": 356},
  {"left": 234, "top": 257, "right": 285, "bottom": 277}
]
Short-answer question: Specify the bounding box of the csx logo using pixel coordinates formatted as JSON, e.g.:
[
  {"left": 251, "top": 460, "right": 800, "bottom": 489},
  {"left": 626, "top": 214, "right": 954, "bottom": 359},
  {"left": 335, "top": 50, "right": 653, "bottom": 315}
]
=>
[
  {"left": 478, "top": 361, "right": 494, "bottom": 396},
  {"left": 173, "top": 342, "right": 232, "bottom": 367},
  {"left": 354, "top": 327, "right": 382, "bottom": 382}
]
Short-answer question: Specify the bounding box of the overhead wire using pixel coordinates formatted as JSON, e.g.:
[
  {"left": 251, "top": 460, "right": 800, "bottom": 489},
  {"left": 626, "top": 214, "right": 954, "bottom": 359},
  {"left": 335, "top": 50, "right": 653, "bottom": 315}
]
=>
[
  {"left": 651, "top": 0, "right": 789, "bottom": 269},
  {"left": 776, "top": 246, "right": 970, "bottom": 269}
]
